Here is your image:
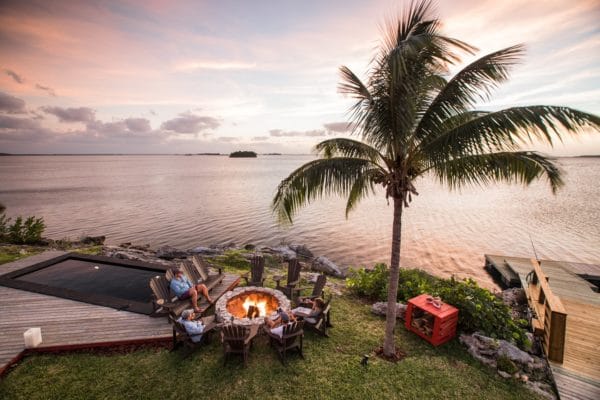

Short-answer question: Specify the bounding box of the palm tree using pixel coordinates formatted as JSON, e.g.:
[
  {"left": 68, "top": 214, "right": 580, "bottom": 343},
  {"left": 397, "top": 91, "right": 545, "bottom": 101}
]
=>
[{"left": 272, "top": 0, "right": 599, "bottom": 357}]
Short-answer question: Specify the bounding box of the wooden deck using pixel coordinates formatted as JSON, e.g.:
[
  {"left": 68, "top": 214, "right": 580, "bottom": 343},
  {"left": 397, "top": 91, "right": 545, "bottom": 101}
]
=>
[
  {"left": 485, "top": 254, "right": 600, "bottom": 400},
  {"left": 0, "top": 251, "right": 240, "bottom": 376}
]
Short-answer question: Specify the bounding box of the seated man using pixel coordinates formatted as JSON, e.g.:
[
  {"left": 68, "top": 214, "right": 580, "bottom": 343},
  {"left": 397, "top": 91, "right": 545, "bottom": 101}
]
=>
[
  {"left": 264, "top": 307, "right": 296, "bottom": 338},
  {"left": 178, "top": 309, "right": 205, "bottom": 342},
  {"left": 169, "top": 266, "right": 213, "bottom": 313}
]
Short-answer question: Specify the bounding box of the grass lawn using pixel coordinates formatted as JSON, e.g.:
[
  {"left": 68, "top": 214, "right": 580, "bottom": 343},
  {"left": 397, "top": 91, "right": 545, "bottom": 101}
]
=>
[
  {"left": 0, "top": 244, "right": 103, "bottom": 266},
  {"left": 0, "top": 295, "right": 541, "bottom": 400},
  {"left": 0, "top": 245, "right": 45, "bottom": 265}
]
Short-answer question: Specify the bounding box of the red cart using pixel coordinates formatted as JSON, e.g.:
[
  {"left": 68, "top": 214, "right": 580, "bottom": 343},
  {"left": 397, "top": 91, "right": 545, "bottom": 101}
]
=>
[{"left": 405, "top": 294, "right": 458, "bottom": 346}]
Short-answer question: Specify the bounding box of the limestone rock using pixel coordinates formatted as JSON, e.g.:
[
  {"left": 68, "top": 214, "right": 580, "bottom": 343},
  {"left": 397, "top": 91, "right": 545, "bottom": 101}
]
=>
[
  {"left": 312, "top": 256, "right": 344, "bottom": 278},
  {"left": 497, "top": 340, "right": 534, "bottom": 365},
  {"left": 266, "top": 246, "right": 297, "bottom": 261},
  {"left": 371, "top": 302, "right": 407, "bottom": 320},
  {"left": 497, "top": 370, "right": 512, "bottom": 379},
  {"left": 155, "top": 245, "right": 188, "bottom": 260},
  {"left": 189, "top": 246, "right": 222, "bottom": 255},
  {"left": 288, "top": 244, "right": 314, "bottom": 259},
  {"left": 81, "top": 235, "right": 106, "bottom": 245},
  {"left": 502, "top": 288, "right": 526, "bottom": 305}
]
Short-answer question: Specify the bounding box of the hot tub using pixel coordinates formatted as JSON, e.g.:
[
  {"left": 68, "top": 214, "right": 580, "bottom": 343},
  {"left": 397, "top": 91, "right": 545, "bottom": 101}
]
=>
[{"left": 0, "top": 253, "right": 169, "bottom": 314}]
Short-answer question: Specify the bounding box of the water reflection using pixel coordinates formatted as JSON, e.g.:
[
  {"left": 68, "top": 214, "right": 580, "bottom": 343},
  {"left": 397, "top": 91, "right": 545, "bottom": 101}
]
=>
[{"left": 1, "top": 155, "right": 599, "bottom": 289}]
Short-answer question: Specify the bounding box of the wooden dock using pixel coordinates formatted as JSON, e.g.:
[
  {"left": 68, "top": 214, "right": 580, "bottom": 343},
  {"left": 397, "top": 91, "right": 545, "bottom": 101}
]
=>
[
  {"left": 485, "top": 254, "right": 600, "bottom": 400},
  {"left": 0, "top": 251, "right": 240, "bottom": 376}
]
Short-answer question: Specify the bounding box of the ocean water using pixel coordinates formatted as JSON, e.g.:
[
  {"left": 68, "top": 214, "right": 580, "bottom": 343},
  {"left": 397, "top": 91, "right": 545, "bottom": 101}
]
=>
[{"left": 1, "top": 155, "right": 599, "bottom": 289}]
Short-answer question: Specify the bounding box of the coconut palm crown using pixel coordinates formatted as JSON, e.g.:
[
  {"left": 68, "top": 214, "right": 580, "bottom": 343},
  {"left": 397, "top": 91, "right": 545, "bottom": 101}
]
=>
[{"left": 272, "top": 1, "right": 599, "bottom": 357}]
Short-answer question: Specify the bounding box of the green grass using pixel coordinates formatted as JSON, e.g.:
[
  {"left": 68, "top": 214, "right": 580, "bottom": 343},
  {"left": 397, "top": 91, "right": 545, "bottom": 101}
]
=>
[
  {"left": 0, "top": 245, "right": 44, "bottom": 265},
  {"left": 0, "top": 244, "right": 102, "bottom": 266},
  {"left": 0, "top": 294, "right": 542, "bottom": 400}
]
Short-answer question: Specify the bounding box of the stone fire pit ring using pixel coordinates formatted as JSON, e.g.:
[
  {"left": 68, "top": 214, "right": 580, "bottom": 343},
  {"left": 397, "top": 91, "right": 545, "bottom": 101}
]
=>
[{"left": 215, "top": 286, "right": 290, "bottom": 326}]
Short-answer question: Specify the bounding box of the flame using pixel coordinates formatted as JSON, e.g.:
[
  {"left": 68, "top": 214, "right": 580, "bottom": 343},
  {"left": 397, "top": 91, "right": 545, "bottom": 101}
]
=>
[{"left": 242, "top": 296, "right": 267, "bottom": 317}]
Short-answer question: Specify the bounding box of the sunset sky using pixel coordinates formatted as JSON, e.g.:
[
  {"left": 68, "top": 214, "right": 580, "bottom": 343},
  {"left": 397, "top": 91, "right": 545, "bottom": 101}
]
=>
[{"left": 0, "top": 0, "right": 598, "bottom": 155}]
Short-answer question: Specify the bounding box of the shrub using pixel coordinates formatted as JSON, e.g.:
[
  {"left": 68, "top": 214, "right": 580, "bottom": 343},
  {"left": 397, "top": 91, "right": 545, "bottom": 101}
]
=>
[
  {"left": 433, "top": 277, "right": 529, "bottom": 348},
  {"left": 397, "top": 268, "right": 437, "bottom": 301},
  {"left": 0, "top": 212, "right": 10, "bottom": 240},
  {"left": 7, "top": 216, "right": 46, "bottom": 244},
  {"left": 346, "top": 263, "right": 530, "bottom": 348},
  {"left": 346, "top": 263, "right": 389, "bottom": 300}
]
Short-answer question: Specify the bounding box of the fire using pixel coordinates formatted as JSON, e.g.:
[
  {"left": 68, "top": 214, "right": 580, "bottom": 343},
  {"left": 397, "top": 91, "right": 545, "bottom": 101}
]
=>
[
  {"left": 242, "top": 296, "right": 267, "bottom": 317},
  {"left": 226, "top": 290, "right": 279, "bottom": 319}
]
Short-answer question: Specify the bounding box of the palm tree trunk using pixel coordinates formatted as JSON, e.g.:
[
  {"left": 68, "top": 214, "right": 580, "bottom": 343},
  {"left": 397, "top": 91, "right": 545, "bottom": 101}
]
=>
[{"left": 383, "top": 196, "right": 403, "bottom": 356}]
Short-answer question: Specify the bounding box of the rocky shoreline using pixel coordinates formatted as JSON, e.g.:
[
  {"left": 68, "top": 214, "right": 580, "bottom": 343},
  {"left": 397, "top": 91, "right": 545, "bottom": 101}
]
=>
[{"left": 102, "top": 240, "right": 347, "bottom": 278}]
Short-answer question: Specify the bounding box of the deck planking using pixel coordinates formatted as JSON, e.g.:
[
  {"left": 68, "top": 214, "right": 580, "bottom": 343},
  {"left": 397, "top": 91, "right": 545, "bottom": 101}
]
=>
[
  {"left": 485, "top": 254, "right": 600, "bottom": 400},
  {"left": 0, "top": 251, "right": 240, "bottom": 376}
]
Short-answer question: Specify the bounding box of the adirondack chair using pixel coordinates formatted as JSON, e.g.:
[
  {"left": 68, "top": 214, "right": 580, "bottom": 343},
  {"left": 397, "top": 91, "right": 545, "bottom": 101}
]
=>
[
  {"left": 221, "top": 323, "right": 259, "bottom": 367},
  {"left": 295, "top": 274, "right": 327, "bottom": 306},
  {"left": 169, "top": 313, "right": 217, "bottom": 356},
  {"left": 274, "top": 259, "right": 302, "bottom": 301},
  {"left": 149, "top": 276, "right": 190, "bottom": 316},
  {"left": 264, "top": 320, "right": 304, "bottom": 364},
  {"left": 191, "top": 255, "right": 225, "bottom": 290},
  {"left": 242, "top": 255, "right": 266, "bottom": 287},
  {"left": 303, "top": 295, "right": 333, "bottom": 337}
]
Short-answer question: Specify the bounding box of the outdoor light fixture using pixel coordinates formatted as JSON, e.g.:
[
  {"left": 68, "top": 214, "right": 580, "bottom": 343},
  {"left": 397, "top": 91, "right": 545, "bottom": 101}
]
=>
[
  {"left": 23, "top": 327, "right": 42, "bottom": 348},
  {"left": 361, "top": 354, "right": 369, "bottom": 366}
]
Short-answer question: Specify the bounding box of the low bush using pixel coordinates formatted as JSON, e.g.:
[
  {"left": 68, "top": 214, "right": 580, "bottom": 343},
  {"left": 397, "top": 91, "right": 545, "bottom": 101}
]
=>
[
  {"left": 435, "top": 277, "right": 530, "bottom": 348},
  {"left": 0, "top": 213, "right": 9, "bottom": 239},
  {"left": 0, "top": 214, "right": 46, "bottom": 245},
  {"left": 346, "top": 263, "right": 389, "bottom": 300},
  {"left": 346, "top": 264, "right": 530, "bottom": 348}
]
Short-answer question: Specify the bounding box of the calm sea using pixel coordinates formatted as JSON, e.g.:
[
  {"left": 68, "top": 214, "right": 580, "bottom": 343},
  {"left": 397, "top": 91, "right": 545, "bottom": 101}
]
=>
[{"left": 1, "top": 155, "right": 599, "bottom": 289}]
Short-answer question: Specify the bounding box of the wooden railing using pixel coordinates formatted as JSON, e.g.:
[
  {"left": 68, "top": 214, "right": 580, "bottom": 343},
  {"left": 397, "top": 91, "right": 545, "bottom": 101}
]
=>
[{"left": 527, "top": 259, "right": 567, "bottom": 363}]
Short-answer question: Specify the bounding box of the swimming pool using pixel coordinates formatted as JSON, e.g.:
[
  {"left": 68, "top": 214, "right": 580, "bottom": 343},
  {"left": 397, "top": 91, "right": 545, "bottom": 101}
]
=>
[{"left": 0, "top": 253, "right": 168, "bottom": 314}]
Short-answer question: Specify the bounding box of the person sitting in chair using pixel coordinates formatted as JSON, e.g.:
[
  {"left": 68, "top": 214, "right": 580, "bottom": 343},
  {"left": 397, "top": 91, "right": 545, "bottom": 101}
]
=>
[
  {"left": 264, "top": 307, "right": 296, "bottom": 338},
  {"left": 169, "top": 266, "right": 213, "bottom": 313},
  {"left": 178, "top": 309, "right": 205, "bottom": 342},
  {"left": 292, "top": 297, "right": 325, "bottom": 321}
]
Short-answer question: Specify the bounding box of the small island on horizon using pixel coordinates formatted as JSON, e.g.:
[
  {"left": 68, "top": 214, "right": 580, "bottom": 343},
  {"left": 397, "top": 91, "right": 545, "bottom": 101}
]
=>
[{"left": 229, "top": 151, "right": 257, "bottom": 158}]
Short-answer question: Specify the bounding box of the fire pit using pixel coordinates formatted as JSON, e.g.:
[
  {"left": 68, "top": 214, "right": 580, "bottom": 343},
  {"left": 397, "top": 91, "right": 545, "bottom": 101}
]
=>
[{"left": 216, "top": 286, "right": 290, "bottom": 326}]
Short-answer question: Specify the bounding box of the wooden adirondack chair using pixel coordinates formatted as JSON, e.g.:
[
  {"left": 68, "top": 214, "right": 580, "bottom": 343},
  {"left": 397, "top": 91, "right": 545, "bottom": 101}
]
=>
[
  {"left": 191, "top": 255, "right": 225, "bottom": 290},
  {"left": 242, "top": 255, "right": 266, "bottom": 287},
  {"left": 264, "top": 320, "right": 304, "bottom": 364},
  {"left": 149, "top": 276, "right": 190, "bottom": 316},
  {"left": 274, "top": 259, "right": 302, "bottom": 301},
  {"left": 295, "top": 274, "right": 327, "bottom": 306},
  {"left": 169, "top": 313, "right": 217, "bottom": 356},
  {"left": 221, "top": 323, "right": 259, "bottom": 367}
]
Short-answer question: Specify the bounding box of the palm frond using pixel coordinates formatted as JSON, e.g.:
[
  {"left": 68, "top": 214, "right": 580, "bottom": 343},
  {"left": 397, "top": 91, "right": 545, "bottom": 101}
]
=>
[
  {"left": 433, "top": 151, "right": 564, "bottom": 194},
  {"left": 338, "top": 66, "right": 371, "bottom": 100},
  {"left": 272, "top": 157, "right": 380, "bottom": 224},
  {"left": 345, "top": 169, "right": 381, "bottom": 216},
  {"left": 416, "top": 45, "right": 525, "bottom": 139},
  {"left": 314, "top": 138, "right": 386, "bottom": 164},
  {"left": 420, "top": 106, "right": 600, "bottom": 163}
]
